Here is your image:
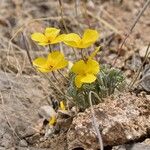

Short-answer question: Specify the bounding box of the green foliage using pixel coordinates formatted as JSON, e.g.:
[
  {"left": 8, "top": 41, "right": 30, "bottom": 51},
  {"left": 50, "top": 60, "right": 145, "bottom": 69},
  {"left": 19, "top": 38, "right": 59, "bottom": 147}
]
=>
[{"left": 67, "top": 65, "right": 126, "bottom": 110}]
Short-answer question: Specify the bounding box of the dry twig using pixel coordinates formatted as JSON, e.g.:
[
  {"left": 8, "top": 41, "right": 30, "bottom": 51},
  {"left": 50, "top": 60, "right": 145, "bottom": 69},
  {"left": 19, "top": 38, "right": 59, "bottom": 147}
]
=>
[
  {"left": 113, "top": 0, "right": 150, "bottom": 65},
  {"left": 128, "top": 43, "right": 150, "bottom": 89},
  {"left": 89, "top": 91, "right": 103, "bottom": 150}
]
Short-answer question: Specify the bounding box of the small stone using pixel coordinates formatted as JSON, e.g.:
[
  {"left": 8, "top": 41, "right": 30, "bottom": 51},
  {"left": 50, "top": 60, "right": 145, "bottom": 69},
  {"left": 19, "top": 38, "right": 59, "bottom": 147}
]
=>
[
  {"left": 130, "top": 54, "right": 142, "bottom": 71},
  {"left": 141, "top": 74, "right": 150, "bottom": 92},
  {"left": 86, "top": 0, "right": 95, "bottom": 9},
  {"left": 23, "top": 126, "right": 37, "bottom": 138},
  {"left": 38, "top": 105, "right": 57, "bottom": 120},
  {"left": 139, "top": 46, "right": 150, "bottom": 58},
  {"left": 143, "top": 138, "right": 150, "bottom": 145},
  {"left": 44, "top": 125, "right": 55, "bottom": 138},
  {"left": 26, "top": 133, "right": 41, "bottom": 145},
  {"left": 19, "top": 139, "right": 28, "bottom": 147},
  {"left": 112, "top": 143, "right": 150, "bottom": 150}
]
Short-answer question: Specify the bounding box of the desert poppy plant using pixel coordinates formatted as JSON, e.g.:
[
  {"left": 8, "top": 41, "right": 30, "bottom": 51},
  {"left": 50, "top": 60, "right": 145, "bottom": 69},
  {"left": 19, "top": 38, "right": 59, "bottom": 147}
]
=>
[
  {"left": 63, "top": 29, "right": 99, "bottom": 49},
  {"left": 31, "top": 27, "right": 65, "bottom": 46},
  {"left": 33, "top": 51, "right": 68, "bottom": 72},
  {"left": 71, "top": 58, "right": 100, "bottom": 88}
]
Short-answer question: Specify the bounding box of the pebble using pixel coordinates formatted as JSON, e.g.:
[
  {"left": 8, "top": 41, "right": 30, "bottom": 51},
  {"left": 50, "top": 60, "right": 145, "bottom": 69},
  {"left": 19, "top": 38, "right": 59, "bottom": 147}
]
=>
[
  {"left": 112, "top": 143, "right": 150, "bottom": 150},
  {"left": 19, "top": 139, "right": 28, "bottom": 147},
  {"left": 139, "top": 46, "right": 150, "bottom": 58},
  {"left": 38, "top": 105, "right": 57, "bottom": 120}
]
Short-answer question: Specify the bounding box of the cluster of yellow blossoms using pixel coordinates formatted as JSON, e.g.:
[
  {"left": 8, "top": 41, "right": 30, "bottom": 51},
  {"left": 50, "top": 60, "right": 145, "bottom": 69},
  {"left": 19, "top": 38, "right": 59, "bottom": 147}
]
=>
[{"left": 31, "top": 27, "right": 100, "bottom": 88}]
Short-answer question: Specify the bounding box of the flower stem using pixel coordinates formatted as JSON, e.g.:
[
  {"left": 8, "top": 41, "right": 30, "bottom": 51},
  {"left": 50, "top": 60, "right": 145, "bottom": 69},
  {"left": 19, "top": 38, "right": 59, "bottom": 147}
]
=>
[
  {"left": 58, "top": 0, "right": 69, "bottom": 33},
  {"left": 48, "top": 45, "right": 52, "bottom": 53},
  {"left": 89, "top": 91, "right": 103, "bottom": 150},
  {"left": 41, "top": 72, "right": 72, "bottom": 102},
  {"left": 52, "top": 71, "right": 60, "bottom": 83},
  {"left": 57, "top": 70, "right": 69, "bottom": 82},
  {"left": 81, "top": 49, "right": 86, "bottom": 62},
  {"left": 72, "top": 48, "right": 78, "bottom": 60}
]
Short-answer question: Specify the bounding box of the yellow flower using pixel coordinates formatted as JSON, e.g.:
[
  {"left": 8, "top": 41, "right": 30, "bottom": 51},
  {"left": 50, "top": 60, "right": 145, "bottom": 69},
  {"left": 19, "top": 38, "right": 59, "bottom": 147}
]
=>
[
  {"left": 71, "top": 58, "right": 100, "bottom": 88},
  {"left": 63, "top": 29, "right": 99, "bottom": 49},
  {"left": 33, "top": 51, "right": 68, "bottom": 72},
  {"left": 31, "top": 27, "right": 65, "bottom": 46},
  {"left": 49, "top": 116, "right": 56, "bottom": 126},
  {"left": 89, "top": 46, "right": 101, "bottom": 59},
  {"left": 60, "top": 101, "right": 66, "bottom": 111}
]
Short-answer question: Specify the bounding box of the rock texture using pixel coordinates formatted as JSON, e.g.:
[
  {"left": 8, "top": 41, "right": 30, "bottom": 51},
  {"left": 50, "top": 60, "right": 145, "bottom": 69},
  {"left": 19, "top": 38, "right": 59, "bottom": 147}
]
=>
[
  {"left": 112, "top": 143, "right": 150, "bottom": 150},
  {"left": 0, "top": 71, "right": 49, "bottom": 149},
  {"left": 67, "top": 93, "right": 150, "bottom": 150}
]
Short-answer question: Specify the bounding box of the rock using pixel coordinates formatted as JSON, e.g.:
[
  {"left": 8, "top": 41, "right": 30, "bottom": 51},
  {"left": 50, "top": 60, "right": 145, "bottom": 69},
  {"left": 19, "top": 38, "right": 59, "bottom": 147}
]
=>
[
  {"left": 67, "top": 93, "right": 150, "bottom": 150},
  {"left": 140, "top": 64, "right": 150, "bottom": 92},
  {"left": 112, "top": 143, "right": 150, "bottom": 150},
  {"left": 0, "top": 71, "right": 50, "bottom": 149},
  {"left": 139, "top": 46, "right": 150, "bottom": 58},
  {"left": 128, "top": 53, "right": 142, "bottom": 71},
  {"left": 38, "top": 105, "right": 57, "bottom": 121},
  {"left": 140, "top": 74, "right": 150, "bottom": 92},
  {"left": 26, "top": 133, "right": 41, "bottom": 145},
  {"left": 143, "top": 138, "right": 150, "bottom": 145},
  {"left": 0, "top": 132, "right": 14, "bottom": 149},
  {"left": 19, "top": 139, "right": 28, "bottom": 147},
  {"left": 87, "top": 0, "right": 95, "bottom": 10}
]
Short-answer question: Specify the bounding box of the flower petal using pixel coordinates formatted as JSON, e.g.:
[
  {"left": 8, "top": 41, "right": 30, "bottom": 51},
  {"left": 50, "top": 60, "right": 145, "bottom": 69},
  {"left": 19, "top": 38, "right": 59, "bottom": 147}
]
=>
[
  {"left": 60, "top": 101, "right": 66, "bottom": 111},
  {"left": 71, "top": 60, "right": 85, "bottom": 74},
  {"left": 31, "top": 33, "right": 48, "bottom": 43},
  {"left": 51, "top": 34, "right": 67, "bottom": 44},
  {"left": 45, "top": 27, "right": 60, "bottom": 41},
  {"left": 75, "top": 75, "right": 83, "bottom": 88},
  {"left": 33, "top": 57, "right": 50, "bottom": 72},
  {"left": 86, "top": 59, "right": 100, "bottom": 74},
  {"left": 89, "top": 46, "right": 101, "bottom": 59},
  {"left": 47, "top": 51, "right": 68, "bottom": 70},
  {"left": 49, "top": 116, "right": 56, "bottom": 125},
  {"left": 81, "top": 74, "right": 96, "bottom": 83},
  {"left": 38, "top": 42, "right": 50, "bottom": 46},
  {"left": 81, "top": 29, "right": 99, "bottom": 48},
  {"left": 63, "top": 33, "right": 81, "bottom": 48},
  {"left": 33, "top": 57, "right": 47, "bottom": 67},
  {"left": 55, "top": 59, "right": 68, "bottom": 70}
]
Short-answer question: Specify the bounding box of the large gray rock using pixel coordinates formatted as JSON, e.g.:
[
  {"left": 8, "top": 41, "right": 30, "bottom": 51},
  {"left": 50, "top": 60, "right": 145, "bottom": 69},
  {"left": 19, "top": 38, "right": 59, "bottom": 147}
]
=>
[
  {"left": 0, "top": 71, "right": 49, "bottom": 148},
  {"left": 67, "top": 93, "right": 150, "bottom": 150}
]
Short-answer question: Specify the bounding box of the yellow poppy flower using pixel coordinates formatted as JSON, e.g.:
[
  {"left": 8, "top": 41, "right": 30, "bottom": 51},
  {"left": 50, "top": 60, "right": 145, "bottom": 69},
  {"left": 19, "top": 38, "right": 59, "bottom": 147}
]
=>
[
  {"left": 71, "top": 58, "right": 100, "bottom": 88},
  {"left": 63, "top": 29, "right": 99, "bottom": 49},
  {"left": 49, "top": 116, "right": 56, "bottom": 126},
  {"left": 60, "top": 101, "right": 66, "bottom": 111},
  {"left": 31, "top": 27, "right": 65, "bottom": 46},
  {"left": 33, "top": 51, "right": 68, "bottom": 72}
]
